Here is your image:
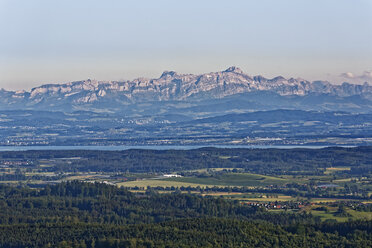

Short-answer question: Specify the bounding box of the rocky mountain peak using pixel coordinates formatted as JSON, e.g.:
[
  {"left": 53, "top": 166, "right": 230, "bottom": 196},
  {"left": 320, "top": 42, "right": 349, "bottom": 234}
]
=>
[
  {"left": 253, "top": 75, "right": 267, "bottom": 82},
  {"left": 270, "top": 76, "right": 286, "bottom": 82},
  {"left": 160, "top": 71, "right": 177, "bottom": 78},
  {"left": 224, "top": 66, "right": 244, "bottom": 74}
]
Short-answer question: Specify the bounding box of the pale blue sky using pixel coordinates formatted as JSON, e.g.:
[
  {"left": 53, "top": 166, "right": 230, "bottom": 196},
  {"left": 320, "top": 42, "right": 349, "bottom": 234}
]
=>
[{"left": 0, "top": 0, "right": 372, "bottom": 90}]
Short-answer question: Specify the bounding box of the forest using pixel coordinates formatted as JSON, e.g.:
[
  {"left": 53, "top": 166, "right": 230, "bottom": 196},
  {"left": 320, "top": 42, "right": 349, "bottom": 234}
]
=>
[
  {"left": 0, "top": 147, "right": 371, "bottom": 247},
  {"left": 0, "top": 146, "right": 371, "bottom": 174},
  {"left": 0, "top": 181, "right": 371, "bottom": 247}
]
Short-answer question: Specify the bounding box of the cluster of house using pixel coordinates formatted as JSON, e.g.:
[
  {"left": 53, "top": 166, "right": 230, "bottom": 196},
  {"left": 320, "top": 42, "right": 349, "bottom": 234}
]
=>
[
  {"left": 163, "top": 174, "right": 182, "bottom": 178},
  {"left": 243, "top": 201, "right": 310, "bottom": 210},
  {"left": 0, "top": 160, "right": 31, "bottom": 166}
]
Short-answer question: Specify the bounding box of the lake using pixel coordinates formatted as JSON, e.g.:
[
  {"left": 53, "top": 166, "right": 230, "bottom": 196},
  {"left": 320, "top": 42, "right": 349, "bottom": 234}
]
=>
[{"left": 0, "top": 145, "right": 354, "bottom": 151}]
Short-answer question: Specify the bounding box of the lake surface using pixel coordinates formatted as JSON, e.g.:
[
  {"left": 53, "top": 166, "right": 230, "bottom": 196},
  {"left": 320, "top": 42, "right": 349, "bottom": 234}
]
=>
[{"left": 0, "top": 145, "right": 354, "bottom": 151}]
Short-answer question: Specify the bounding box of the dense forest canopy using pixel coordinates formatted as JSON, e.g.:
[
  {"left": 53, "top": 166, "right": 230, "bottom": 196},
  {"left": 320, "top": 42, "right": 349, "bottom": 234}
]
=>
[
  {"left": 0, "top": 146, "right": 371, "bottom": 174},
  {"left": 0, "top": 182, "right": 370, "bottom": 247}
]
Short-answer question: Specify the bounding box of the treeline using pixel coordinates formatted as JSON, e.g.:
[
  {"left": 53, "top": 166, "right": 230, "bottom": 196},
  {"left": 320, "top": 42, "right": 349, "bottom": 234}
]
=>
[
  {"left": 1, "top": 146, "right": 371, "bottom": 174},
  {"left": 0, "top": 218, "right": 371, "bottom": 248},
  {"left": 0, "top": 174, "right": 62, "bottom": 181}
]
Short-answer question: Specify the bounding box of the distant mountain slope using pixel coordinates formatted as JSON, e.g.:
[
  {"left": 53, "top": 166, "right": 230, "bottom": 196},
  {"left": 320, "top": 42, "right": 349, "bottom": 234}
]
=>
[
  {"left": 185, "top": 109, "right": 372, "bottom": 128},
  {"left": 1, "top": 109, "right": 371, "bottom": 146},
  {"left": 0, "top": 67, "right": 371, "bottom": 113}
]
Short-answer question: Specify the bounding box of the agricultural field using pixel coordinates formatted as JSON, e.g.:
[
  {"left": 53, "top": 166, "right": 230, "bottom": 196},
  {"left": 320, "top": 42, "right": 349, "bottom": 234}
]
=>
[
  {"left": 162, "top": 173, "right": 288, "bottom": 187},
  {"left": 324, "top": 167, "right": 351, "bottom": 174},
  {"left": 117, "top": 179, "right": 207, "bottom": 188},
  {"left": 304, "top": 205, "right": 372, "bottom": 222}
]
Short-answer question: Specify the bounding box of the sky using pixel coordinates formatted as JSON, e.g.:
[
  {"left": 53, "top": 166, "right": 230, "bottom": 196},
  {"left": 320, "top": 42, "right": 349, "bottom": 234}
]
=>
[{"left": 0, "top": 0, "right": 372, "bottom": 91}]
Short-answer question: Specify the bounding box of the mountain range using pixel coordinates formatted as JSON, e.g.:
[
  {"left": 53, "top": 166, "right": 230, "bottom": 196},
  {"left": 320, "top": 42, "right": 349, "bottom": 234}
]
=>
[
  {"left": 1, "top": 67, "right": 372, "bottom": 146},
  {"left": 1, "top": 67, "right": 371, "bottom": 114}
]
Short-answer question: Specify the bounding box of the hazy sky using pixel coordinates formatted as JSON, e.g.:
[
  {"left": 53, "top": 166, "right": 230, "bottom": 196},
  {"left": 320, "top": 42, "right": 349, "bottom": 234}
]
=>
[{"left": 1, "top": 0, "right": 372, "bottom": 90}]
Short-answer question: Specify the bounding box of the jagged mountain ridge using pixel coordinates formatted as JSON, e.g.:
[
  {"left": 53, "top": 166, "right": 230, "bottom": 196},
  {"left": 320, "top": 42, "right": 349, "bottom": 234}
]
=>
[{"left": 0, "top": 66, "right": 371, "bottom": 112}]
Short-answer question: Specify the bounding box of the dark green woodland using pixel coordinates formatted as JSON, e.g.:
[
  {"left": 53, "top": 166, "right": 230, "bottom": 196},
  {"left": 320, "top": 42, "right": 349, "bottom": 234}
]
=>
[{"left": 0, "top": 181, "right": 370, "bottom": 248}]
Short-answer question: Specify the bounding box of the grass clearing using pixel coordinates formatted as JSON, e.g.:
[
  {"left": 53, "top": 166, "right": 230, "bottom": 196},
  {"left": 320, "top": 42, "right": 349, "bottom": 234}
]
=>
[
  {"left": 25, "top": 172, "right": 56, "bottom": 176},
  {"left": 310, "top": 211, "right": 349, "bottom": 222},
  {"left": 117, "top": 179, "right": 210, "bottom": 188},
  {"left": 347, "top": 209, "right": 372, "bottom": 220},
  {"left": 218, "top": 156, "right": 231, "bottom": 159},
  {"left": 326, "top": 167, "right": 351, "bottom": 171},
  {"left": 201, "top": 192, "right": 245, "bottom": 196},
  {"left": 310, "top": 198, "right": 354, "bottom": 203},
  {"left": 324, "top": 167, "right": 351, "bottom": 175},
  {"left": 39, "top": 164, "right": 54, "bottom": 168},
  {"left": 237, "top": 196, "right": 299, "bottom": 202},
  {"left": 0, "top": 181, "right": 20, "bottom": 184},
  {"left": 63, "top": 175, "right": 98, "bottom": 181},
  {"left": 187, "top": 168, "right": 242, "bottom": 173},
  {"left": 163, "top": 173, "right": 288, "bottom": 187},
  {"left": 308, "top": 207, "right": 371, "bottom": 222},
  {"left": 333, "top": 178, "right": 352, "bottom": 182}
]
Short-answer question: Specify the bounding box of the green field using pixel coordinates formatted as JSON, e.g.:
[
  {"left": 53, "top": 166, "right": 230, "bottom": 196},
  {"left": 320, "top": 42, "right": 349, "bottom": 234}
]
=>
[
  {"left": 324, "top": 167, "right": 351, "bottom": 174},
  {"left": 309, "top": 208, "right": 372, "bottom": 222},
  {"left": 347, "top": 209, "right": 372, "bottom": 220},
  {"left": 116, "top": 173, "right": 288, "bottom": 188},
  {"left": 117, "top": 179, "right": 210, "bottom": 188},
  {"left": 235, "top": 196, "right": 298, "bottom": 202},
  {"left": 162, "top": 173, "right": 288, "bottom": 187},
  {"left": 186, "top": 168, "right": 243, "bottom": 173},
  {"left": 309, "top": 211, "right": 350, "bottom": 222}
]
